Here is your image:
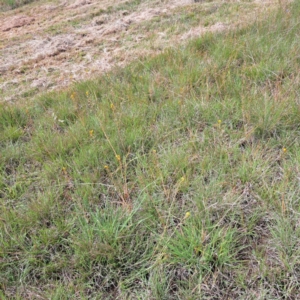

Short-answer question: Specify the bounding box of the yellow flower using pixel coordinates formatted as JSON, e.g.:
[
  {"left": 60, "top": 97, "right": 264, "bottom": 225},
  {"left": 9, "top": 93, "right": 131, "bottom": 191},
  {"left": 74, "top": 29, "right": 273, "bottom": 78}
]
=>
[
  {"left": 184, "top": 212, "right": 191, "bottom": 219},
  {"left": 180, "top": 177, "right": 185, "bottom": 182},
  {"left": 110, "top": 103, "right": 115, "bottom": 111},
  {"left": 62, "top": 167, "right": 67, "bottom": 175},
  {"left": 283, "top": 147, "right": 287, "bottom": 153},
  {"left": 104, "top": 165, "right": 109, "bottom": 170},
  {"left": 218, "top": 119, "right": 222, "bottom": 124},
  {"left": 115, "top": 155, "right": 121, "bottom": 161},
  {"left": 86, "top": 91, "right": 89, "bottom": 96},
  {"left": 89, "top": 129, "right": 94, "bottom": 137}
]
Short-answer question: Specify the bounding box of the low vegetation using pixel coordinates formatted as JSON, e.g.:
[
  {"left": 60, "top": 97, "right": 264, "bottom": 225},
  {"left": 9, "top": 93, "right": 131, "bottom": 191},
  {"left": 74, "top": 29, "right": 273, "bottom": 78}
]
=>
[
  {"left": 0, "top": 0, "right": 37, "bottom": 10},
  {"left": 0, "top": 0, "right": 276, "bottom": 103},
  {"left": 1, "top": 1, "right": 300, "bottom": 298}
]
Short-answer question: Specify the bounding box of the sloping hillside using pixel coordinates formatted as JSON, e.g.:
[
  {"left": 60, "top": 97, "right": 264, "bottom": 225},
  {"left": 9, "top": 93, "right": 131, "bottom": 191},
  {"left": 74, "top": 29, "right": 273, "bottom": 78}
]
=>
[
  {"left": 1, "top": 0, "right": 277, "bottom": 102},
  {"left": 2, "top": 0, "right": 299, "bottom": 299}
]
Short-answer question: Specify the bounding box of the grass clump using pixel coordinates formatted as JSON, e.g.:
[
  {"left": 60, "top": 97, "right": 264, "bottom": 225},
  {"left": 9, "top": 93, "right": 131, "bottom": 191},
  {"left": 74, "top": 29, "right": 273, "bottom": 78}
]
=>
[{"left": 1, "top": 2, "right": 300, "bottom": 298}]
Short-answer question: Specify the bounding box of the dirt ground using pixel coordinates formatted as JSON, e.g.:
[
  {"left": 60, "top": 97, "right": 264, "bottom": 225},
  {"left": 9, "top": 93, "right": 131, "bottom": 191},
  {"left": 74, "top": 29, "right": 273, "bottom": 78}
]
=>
[{"left": 0, "top": 0, "right": 279, "bottom": 103}]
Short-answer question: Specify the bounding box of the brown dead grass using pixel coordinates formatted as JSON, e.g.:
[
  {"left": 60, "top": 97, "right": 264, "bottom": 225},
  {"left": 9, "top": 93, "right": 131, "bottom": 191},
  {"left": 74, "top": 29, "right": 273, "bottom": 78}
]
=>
[{"left": 0, "top": 0, "right": 279, "bottom": 103}]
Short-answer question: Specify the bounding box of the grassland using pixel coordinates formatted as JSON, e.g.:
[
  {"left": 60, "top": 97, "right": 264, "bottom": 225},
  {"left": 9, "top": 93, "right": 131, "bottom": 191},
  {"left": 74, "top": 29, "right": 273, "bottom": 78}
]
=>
[
  {"left": 1, "top": 1, "right": 300, "bottom": 299},
  {"left": 0, "top": 0, "right": 276, "bottom": 103}
]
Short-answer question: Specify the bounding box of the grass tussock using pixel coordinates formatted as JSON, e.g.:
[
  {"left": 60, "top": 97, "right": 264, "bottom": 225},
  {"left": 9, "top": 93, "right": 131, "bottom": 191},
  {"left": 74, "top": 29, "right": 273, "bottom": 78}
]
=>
[{"left": 1, "top": 2, "right": 300, "bottom": 298}]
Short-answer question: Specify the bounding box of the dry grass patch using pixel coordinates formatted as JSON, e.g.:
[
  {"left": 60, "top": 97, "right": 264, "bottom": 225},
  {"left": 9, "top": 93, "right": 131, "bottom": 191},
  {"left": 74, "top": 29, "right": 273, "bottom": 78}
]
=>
[{"left": 0, "top": 0, "right": 280, "bottom": 103}]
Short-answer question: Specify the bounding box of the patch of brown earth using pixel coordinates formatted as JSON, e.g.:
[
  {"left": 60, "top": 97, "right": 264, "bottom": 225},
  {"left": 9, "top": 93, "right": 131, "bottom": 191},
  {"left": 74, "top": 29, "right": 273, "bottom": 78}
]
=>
[{"left": 1, "top": 15, "right": 35, "bottom": 31}]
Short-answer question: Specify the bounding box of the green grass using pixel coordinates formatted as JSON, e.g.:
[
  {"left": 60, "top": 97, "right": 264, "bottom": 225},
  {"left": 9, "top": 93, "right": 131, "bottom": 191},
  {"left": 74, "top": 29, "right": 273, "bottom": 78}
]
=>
[
  {"left": 0, "top": 0, "right": 38, "bottom": 10},
  {"left": 1, "top": 2, "right": 300, "bottom": 298}
]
